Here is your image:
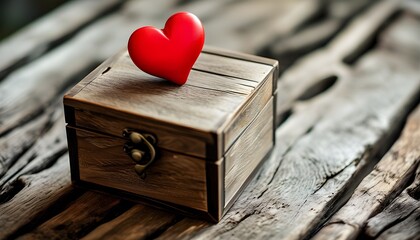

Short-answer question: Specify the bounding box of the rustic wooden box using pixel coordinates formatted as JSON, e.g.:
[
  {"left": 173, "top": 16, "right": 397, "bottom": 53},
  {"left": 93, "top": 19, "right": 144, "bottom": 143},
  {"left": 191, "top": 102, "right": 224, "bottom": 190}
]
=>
[{"left": 63, "top": 46, "right": 278, "bottom": 222}]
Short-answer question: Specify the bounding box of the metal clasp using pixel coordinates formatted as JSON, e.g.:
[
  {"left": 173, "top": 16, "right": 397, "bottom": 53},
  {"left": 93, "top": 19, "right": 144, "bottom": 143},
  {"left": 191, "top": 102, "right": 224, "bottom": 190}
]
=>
[{"left": 122, "top": 129, "right": 157, "bottom": 179}]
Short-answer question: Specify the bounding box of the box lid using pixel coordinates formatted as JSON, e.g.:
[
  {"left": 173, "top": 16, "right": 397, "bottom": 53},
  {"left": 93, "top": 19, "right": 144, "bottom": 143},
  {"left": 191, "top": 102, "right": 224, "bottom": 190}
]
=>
[{"left": 64, "top": 46, "right": 278, "bottom": 160}]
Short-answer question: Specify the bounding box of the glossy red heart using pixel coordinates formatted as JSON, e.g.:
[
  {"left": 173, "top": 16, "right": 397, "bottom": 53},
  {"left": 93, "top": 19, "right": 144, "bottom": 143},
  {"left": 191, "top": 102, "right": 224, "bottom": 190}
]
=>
[{"left": 128, "top": 12, "right": 205, "bottom": 85}]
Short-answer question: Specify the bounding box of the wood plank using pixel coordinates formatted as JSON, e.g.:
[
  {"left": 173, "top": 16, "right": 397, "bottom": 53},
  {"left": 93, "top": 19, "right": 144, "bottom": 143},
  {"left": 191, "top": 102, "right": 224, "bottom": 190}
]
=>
[
  {"left": 193, "top": 52, "right": 274, "bottom": 82},
  {"left": 2, "top": 1, "right": 419, "bottom": 239},
  {"left": 0, "top": 0, "right": 123, "bottom": 79},
  {"left": 0, "top": 105, "right": 66, "bottom": 187},
  {"left": 75, "top": 128, "right": 208, "bottom": 211},
  {"left": 223, "top": 74, "right": 273, "bottom": 152},
  {"left": 266, "top": 0, "right": 387, "bottom": 72},
  {"left": 155, "top": 218, "right": 208, "bottom": 240},
  {"left": 184, "top": 51, "right": 419, "bottom": 239},
  {"left": 0, "top": 0, "right": 178, "bottom": 136},
  {"left": 270, "top": 18, "right": 341, "bottom": 62},
  {"left": 82, "top": 205, "right": 177, "bottom": 240},
  {"left": 203, "top": 45, "right": 279, "bottom": 67},
  {"left": 156, "top": 10, "right": 420, "bottom": 239},
  {"left": 275, "top": 0, "right": 400, "bottom": 124},
  {"left": 374, "top": 208, "right": 420, "bottom": 240},
  {"left": 203, "top": 0, "right": 300, "bottom": 52},
  {"left": 379, "top": 12, "right": 420, "bottom": 62},
  {"left": 239, "top": 0, "right": 323, "bottom": 54},
  {"left": 66, "top": 49, "right": 274, "bottom": 135},
  {"left": 225, "top": 98, "right": 274, "bottom": 206},
  {"left": 402, "top": 0, "right": 420, "bottom": 15},
  {"left": 0, "top": 109, "right": 50, "bottom": 178},
  {"left": 67, "top": 49, "right": 275, "bottom": 160},
  {"left": 312, "top": 105, "right": 420, "bottom": 240},
  {"left": 65, "top": 50, "right": 247, "bottom": 133},
  {"left": 17, "top": 192, "right": 123, "bottom": 240},
  {"left": 74, "top": 109, "right": 208, "bottom": 158},
  {"left": 180, "top": 0, "right": 238, "bottom": 21},
  {"left": 364, "top": 165, "right": 420, "bottom": 239},
  {"left": 0, "top": 155, "right": 73, "bottom": 239},
  {"left": 187, "top": 70, "right": 257, "bottom": 95}
]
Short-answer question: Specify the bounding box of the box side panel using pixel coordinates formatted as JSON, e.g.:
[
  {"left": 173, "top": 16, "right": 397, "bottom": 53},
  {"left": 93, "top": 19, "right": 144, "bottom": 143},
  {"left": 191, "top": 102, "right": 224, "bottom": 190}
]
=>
[
  {"left": 224, "top": 98, "right": 274, "bottom": 206},
  {"left": 74, "top": 110, "right": 208, "bottom": 158},
  {"left": 74, "top": 128, "right": 208, "bottom": 211},
  {"left": 223, "top": 73, "right": 273, "bottom": 152}
]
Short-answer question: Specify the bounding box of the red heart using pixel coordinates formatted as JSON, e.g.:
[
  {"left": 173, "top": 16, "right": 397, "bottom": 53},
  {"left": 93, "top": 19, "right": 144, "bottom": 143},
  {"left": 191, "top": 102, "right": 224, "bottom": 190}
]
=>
[{"left": 128, "top": 12, "right": 205, "bottom": 85}]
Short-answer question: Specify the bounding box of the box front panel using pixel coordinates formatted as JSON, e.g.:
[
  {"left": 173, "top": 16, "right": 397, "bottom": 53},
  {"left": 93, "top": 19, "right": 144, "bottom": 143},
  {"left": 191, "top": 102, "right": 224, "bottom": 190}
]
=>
[
  {"left": 74, "top": 109, "right": 208, "bottom": 158},
  {"left": 224, "top": 98, "right": 274, "bottom": 206},
  {"left": 74, "top": 128, "right": 208, "bottom": 211}
]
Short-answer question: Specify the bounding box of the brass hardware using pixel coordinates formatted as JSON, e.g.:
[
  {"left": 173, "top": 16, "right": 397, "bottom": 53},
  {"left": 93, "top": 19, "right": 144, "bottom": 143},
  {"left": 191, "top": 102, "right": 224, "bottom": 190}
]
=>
[
  {"left": 123, "top": 129, "right": 157, "bottom": 178},
  {"left": 129, "top": 132, "right": 142, "bottom": 144},
  {"left": 131, "top": 149, "right": 145, "bottom": 162}
]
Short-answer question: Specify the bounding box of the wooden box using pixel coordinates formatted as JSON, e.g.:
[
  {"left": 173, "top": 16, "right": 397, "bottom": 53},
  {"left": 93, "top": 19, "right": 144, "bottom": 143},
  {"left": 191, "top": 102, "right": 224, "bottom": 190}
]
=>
[{"left": 63, "top": 46, "right": 278, "bottom": 222}]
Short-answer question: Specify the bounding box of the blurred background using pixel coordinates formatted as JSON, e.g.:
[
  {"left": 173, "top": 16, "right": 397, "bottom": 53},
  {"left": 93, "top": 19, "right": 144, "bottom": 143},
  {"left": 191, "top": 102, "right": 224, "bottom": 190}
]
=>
[
  {"left": 0, "top": 0, "right": 71, "bottom": 40},
  {"left": 0, "top": 1, "right": 420, "bottom": 239}
]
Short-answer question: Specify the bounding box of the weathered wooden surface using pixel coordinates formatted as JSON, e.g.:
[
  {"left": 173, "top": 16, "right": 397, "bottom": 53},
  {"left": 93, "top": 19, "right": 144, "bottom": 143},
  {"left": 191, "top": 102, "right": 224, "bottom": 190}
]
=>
[
  {"left": 1, "top": 0, "right": 419, "bottom": 239},
  {"left": 313, "top": 104, "right": 420, "bottom": 240},
  {"left": 365, "top": 165, "right": 420, "bottom": 240},
  {"left": 0, "top": 0, "right": 123, "bottom": 79}
]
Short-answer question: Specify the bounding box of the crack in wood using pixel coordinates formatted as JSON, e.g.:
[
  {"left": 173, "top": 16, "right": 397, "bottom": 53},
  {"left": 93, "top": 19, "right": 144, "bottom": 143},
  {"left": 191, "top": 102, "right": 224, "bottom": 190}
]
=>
[
  {"left": 297, "top": 75, "right": 338, "bottom": 101},
  {"left": 371, "top": 207, "right": 417, "bottom": 239},
  {"left": 312, "top": 160, "right": 357, "bottom": 195},
  {"left": 1, "top": 0, "right": 419, "bottom": 239}
]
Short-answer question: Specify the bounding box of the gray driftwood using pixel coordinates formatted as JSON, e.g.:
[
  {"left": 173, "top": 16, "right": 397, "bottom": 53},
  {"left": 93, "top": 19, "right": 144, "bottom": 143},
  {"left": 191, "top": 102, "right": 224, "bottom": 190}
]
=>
[
  {"left": 0, "top": 156, "right": 72, "bottom": 239},
  {"left": 313, "top": 105, "right": 420, "bottom": 240},
  {"left": 364, "top": 165, "right": 420, "bottom": 240},
  {"left": 0, "top": 0, "right": 419, "bottom": 239},
  {"left": 0, "top": 0, "right": 123, "bottom": 79}
]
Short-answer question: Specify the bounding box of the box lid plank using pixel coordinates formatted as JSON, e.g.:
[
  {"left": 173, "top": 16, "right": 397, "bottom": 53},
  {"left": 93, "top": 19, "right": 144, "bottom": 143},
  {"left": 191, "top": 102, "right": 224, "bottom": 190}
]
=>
[{"left": 64, "top": 47, "right": 278, "bottom": 159}]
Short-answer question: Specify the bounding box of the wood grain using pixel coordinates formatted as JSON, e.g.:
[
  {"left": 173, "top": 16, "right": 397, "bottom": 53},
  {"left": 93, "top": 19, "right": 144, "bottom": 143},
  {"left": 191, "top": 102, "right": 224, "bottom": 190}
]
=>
[
  {"left": 0, "top": 109, "right": 50, "bottom": 178},
  {"left": 65, "top": 49, "right": 276, "bottom": 161},
  {"left": 0, "top": 105, "right": 66, "bottom": 188},
  {"left": 313, "top": 105, "right": 420, "bottom": 240},
  {"left": 275, "top": 0, "right": 400, "bottom": 124},
  {"left": 203, "top": 45, "right": 279, "bottom": 68},
  {"left": 157, "top": 6, "right": 420, "bottom": 238},
  {"left": 0, "top": 0, "right": 179, "bottom": 136},
  {"left": 365, "top": 165, "right": 420, "bottom": 240},
  {"left": 74, "top": 109, "right": 208, "bottom": 158},
  {"left": 17, "top": 192, "right": 122, "bottom": 240},
  {"left": 65, "top": 50, "right": 273, "bottom": 134},
  {"left": 373, "top": 207, "right": 420, "bottom": 240},
  {"left": 225, "top": 99, "right": 273, "bottom": 206},
  {"left": 0, "top": 155, "right": 72, "bottom": 239},
  {"left": 193, "top": 52, "right": 274, "bottom": 82},
  {"left": 1, "top": 0, "right": 419, "bottom": 239},
  {"left": 223, "top": 74, "right": 273, "bottom": 152},
  {"left": 82, "top": 205, "right": 177, "bottom": 240},
  {"left": 75, "top": 128, "right": 208, "bottom": 211},
  {"left": 155, "top": 218, "right": 208, "bottom": 240}
]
